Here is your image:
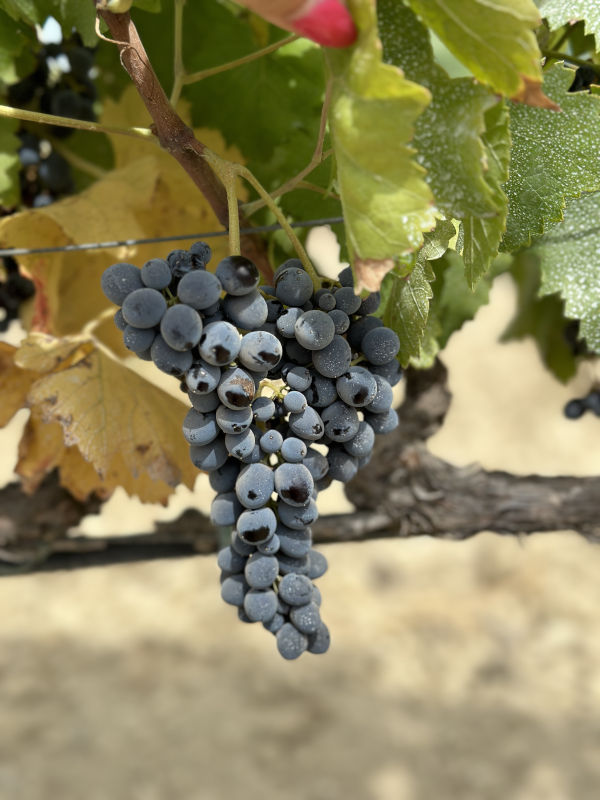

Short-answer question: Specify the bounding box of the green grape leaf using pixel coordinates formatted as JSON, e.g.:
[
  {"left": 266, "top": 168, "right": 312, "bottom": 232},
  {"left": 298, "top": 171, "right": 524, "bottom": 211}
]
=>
[
  {"left": 413, "top": 250, "right": 493, "bottom": 368},
  {"left": 404, "top": 0, "right": 553, "bottom": 106},
  {"left": 503, "top": 64, "right": 600, "bottom": 252},
  {"left": 53, "top": 0, "right": 97, "bottom": 47},
  {"left": 538, "top": 0, "right": 600, "bottom": 41},
  {"left": 501, "top": 251, "right": 577, "bottom": 382},
  {"left": 326, "top": 0, "right": 437, "bottom": 293},
  {"left": 377, "top": 0, "right": 510, "bottom": 287},
  {"left": 531, "top": 191, "right": 600, "bottom": 353},
  {"left": 462, "top": 102, "right": 511, "bottom": 287},
  {"left": 380, "top": 220, "right": 455, "bottom": 365},
  {"left": 0, "top": 118, "right": 20, "bottom": 208},
  {"left": 0, "top": 0, "right": 46, "bottom": 24},
  {"left": 0, "top": 9, "right": 33, "bottom": 83},
  {"left": 133, "top": 0, "right": 161, "bottom": 10}
]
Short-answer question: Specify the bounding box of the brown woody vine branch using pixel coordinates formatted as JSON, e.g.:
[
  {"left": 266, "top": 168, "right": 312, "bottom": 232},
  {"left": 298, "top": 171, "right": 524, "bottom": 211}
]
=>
[
  {"left": 95, "top": 6, "right": 273, "bottom": 280},
  {"left": 2, "top": 359, "right": 599, "bottom": 574}
]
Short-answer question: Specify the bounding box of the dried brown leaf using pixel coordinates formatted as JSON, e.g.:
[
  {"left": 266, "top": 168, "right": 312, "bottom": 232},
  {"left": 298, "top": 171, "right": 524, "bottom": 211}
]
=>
[{"left": 353, "top": 258, "right": 396, "bottom": 294}]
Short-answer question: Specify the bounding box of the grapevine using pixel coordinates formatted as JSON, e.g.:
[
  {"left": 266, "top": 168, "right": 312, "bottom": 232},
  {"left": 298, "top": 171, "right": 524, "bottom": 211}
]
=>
[{"left": 0, "top": 0, "right": 598, "bottom": 660}]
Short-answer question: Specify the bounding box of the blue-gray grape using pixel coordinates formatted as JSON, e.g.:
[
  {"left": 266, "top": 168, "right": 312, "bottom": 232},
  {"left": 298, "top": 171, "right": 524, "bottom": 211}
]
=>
[
  {"left": 294, "top": 309, "right": 336, "bottom": 351},
  {"left": 122, "top": 287, "right": 167, "bottom": 328},
  {"left": 199, "top": 321, "right": 241, "bottom": 366},
  {"left": 289, "top": 602, "right": 321, "bottom": 634},
  {"left": 216, "top": 405, "right": 253, "bottom": 435},
  {"left": 182, "top": 409, "right": 219, "bottom": 445},
  {"left": 235, "top": 462, "right": 274, "bottom": 509},
  {"left": 244, "top": 589, "right": 278, "bottom": 622},
  {"left": 276, "top": 622, "right": 308, "bottom": 659},
  {"left": 141, "top": 258, "right": 171, "bottom": 290},
  {"left": 216, "top": 255, "right": 260, "bottom": 296},
  {"left": 101, "top": 262, "right": 143, "bottom": 305},
  {"left": 274, "top": 463, "right": 314, "bottom": 507},
  {"left": 244, "top": 553, "right": 279, "bottom": 589},
  {"left": 223, "top": 291, "right": 268, "bottom": 330},
  {"left": 178, "top": 270, "right": 223, "bottom": 309},
  {"left": 160, "top": 304, "right": 203, "bottom": 351}
]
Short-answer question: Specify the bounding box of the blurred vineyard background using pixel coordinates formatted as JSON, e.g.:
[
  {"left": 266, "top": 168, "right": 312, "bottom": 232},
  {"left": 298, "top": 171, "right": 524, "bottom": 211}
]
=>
[{"left": 1, "top": 256, "right": 599, "bottom": 800}]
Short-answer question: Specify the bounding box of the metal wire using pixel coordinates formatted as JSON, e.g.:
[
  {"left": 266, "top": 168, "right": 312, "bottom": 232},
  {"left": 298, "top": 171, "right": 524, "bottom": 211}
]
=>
[{"left": 0, "top": 216, "right": 345, "bottom": 258}]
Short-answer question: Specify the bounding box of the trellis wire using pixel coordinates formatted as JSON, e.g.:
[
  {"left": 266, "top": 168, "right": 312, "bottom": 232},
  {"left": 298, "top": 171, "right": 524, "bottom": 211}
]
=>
[{"left": 0, "top": 216, "right": 345, "bottom": 258}]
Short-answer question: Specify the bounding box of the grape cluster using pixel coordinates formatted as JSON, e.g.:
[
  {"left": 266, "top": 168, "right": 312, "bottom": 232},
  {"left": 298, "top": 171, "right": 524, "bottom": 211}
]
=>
[
  {"left": 102, "top": 244, "right": 401, "bottom": 659},
  {"left": 0, "top": 257, "right": 35, "bottom": 333},
  {"left": 564, "top": 390, "right": 600, "bottom": 420},
  {"left": 6, "top": 36, "right": 97, "bottom": 207}
]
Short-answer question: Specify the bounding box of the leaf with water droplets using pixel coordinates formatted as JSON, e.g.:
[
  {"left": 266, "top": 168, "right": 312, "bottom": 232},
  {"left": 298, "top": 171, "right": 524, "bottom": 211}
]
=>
[
  {"left": 379, "top": 219, "right": 456, "bottom": 366},
  {"left": 531, "top": 191, "right": 600, "bottom": 354},
  {"left": 405, "top": 0, "right": 549, "bottom": 103},
  {"left": 503, "top": 64, "right": 600, "bottom": 252},
  {"left": 326, "top": 0, "right": 437, "bottom": 291},
  {"left": 538, "top": 0, "right": 600, "bottom": 41},
  {"left": 377, "top": 0, "right": 510, "bottom": 287}
]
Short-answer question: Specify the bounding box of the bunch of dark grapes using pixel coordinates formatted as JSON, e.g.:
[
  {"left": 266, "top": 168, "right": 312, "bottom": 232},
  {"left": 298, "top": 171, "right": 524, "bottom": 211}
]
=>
[
  {"left": 101, "top": 245, "right": 401, "bottom": 659},
  {"left": 564, "top": 389, "right": 600, "bottom": 419},
  {"left": 0, "top": 256, "right": 35, "bottom": 332},
  {"left": 568, "top": 65, "right": 600, "bottom": 93},
  {"left": 7, "top": 36, "right": 97, "bottom": 207}
]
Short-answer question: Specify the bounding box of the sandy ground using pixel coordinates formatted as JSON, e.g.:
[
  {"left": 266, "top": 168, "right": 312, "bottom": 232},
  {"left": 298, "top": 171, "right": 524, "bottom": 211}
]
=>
[{"left": 1, "top": 274, "right": 600, "bottom": 800}]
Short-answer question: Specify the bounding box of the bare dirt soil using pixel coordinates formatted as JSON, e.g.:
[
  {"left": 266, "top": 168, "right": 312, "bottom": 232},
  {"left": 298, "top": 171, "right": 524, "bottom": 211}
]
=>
[{"left": 1, "top": 276, "right": 600, "bottom": 800}]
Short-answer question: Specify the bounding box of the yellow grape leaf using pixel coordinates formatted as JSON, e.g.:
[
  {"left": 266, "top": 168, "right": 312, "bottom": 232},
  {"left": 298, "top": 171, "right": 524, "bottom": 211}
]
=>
[
  {"left": 17, "top": 333, "right": 198, "bottom": 504},
  {"left": 14, "top": 332, "right": 91, "bottom": 372},
  {"left": 17, "top": 411, "right": 64, "bottom": 493},
  {"left": 0, "top": 342, "right": 36, "bottom": 427},
  {"left": 17, "top": 410, "right": 177, "bottom": 504}
]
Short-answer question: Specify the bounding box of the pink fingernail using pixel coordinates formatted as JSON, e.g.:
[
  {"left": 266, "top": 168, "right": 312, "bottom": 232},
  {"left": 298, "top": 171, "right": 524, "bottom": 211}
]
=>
[{"left": 291, "top": 0, "right": 357, "bottom": 48}]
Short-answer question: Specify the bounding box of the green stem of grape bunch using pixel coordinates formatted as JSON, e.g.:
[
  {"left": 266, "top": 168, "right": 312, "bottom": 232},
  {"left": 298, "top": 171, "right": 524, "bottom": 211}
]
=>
[{"left": 203, "top": 149, "right": 322, "bottom": 288}]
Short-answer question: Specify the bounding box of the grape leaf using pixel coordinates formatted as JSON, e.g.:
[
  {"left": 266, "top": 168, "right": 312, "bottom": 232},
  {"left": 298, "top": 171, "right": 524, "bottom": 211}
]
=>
[
  {"left": 0, "top": 118, "right": 20, "bottom": 208},
  {"left": 15, "top": 333, "right": 198, "bottom": 503},
  {"left": 404, "top": 0, "right": 553, "bottom": 106},
  {"left": 538, "top": 0, "right": 600, "bottom": 42},
  {"left": 462, "top": 102, "right": 511, "bottom": 287},
  {"left": 325, "top": 0, "right": 437, "bottom": 292},
  {"left": 16, "top": 410, "right": 115, "bottom": 500},
  {"left": 503, "top": 64, "right": 600, "bottom": 252},
  {"left": 377, "top": 0, "right": 510, "bottom": 287},
  {"left": 0, "top": 342, "right": 37, "bottom": 426},
  {"left": 0, "top": 0, "right": 95, "bottom": 45},
  {"left": 530, "top": 191, "right": 600, "bottom": 353},
  {"left": 380, "top": 219, "right": 456, "bottom": 365},
  {"left": 0, "top": 0, "right": 47, "bottom": 24},
  {"left": 501, "top": 251, "right": 577, "bottom": 382},
  {"left": 133, "top": 0, "right": 161, "bottom": 10},
  {"left": 0, "top": 8, "right": 32, "bottom": 83},
  {"left": 52, "top": 0, "right": 97, "bottom": 47}
]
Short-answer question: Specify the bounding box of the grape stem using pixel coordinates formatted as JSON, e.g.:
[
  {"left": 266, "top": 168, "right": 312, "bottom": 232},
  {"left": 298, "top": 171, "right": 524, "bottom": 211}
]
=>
[
  {"left": 51, "top": 141, "right": 108, "bottom": 180},
  {"left": 170, "top": 0, "right": 186, "bottom": 107},
  {"left": 542, "top": 50, "right": 595, "bottom": 68},
  {"left": 0, "top": 104, "right": 153, "bottom": 140},
  {"left": 203, "top": 148, "right": 321, "bottom": 286}
]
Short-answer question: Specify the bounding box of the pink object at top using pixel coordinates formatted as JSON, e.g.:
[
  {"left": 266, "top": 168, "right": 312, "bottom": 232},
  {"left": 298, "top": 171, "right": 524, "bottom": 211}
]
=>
[{"left": 291, "top": 0, "right": 357, "bottom": 48}]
